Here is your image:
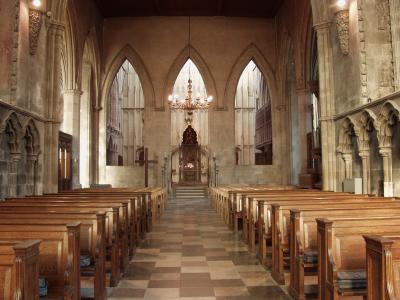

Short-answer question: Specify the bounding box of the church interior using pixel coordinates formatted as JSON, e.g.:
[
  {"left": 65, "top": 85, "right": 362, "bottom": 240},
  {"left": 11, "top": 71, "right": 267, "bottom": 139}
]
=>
[{"left": 1, "top": 0, "right": 400, "bottom": 299}]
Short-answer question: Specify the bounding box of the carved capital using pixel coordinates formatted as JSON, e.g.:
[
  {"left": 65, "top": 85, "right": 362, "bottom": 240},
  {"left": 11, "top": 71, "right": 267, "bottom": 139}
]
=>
[
  {"left": 29, "top": 9, "right": 43, "bottom": 55},
  {"left": 335, "top": 9, "right": 350, "bottom": 55}
]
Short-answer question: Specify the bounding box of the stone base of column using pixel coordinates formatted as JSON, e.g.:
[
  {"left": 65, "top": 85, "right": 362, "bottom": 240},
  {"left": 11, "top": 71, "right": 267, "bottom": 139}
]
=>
[{"left": 384, "top": 182, "right": 394, "bottom": 197}]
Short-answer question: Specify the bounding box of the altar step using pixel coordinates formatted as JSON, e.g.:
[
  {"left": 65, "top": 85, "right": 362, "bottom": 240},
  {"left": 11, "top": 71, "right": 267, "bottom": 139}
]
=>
[{"left": 174, "top": 186, "right": 208, "bottom": 199}]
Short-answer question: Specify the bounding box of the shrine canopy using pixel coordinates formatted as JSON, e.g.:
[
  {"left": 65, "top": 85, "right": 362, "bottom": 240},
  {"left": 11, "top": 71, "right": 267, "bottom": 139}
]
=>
[{"left": 182, "top": 125, "right": 199, "bottom": 145}]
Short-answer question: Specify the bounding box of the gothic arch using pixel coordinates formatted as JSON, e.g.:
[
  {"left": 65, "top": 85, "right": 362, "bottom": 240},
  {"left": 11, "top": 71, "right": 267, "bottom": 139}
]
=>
[
  {"left": 224, "top": 44, "right": 277, "bottom": 110},
  {"left": 357, "top": 109, "right": 377, "bottom": 151},
  {"left": 164, "top": 45, "right": 218, "bottom": 110},
  {"left": 337, "top": 116, "right": 359, "bottom": 154},
  {"left": 22, "top": 119, "right": 41, "bottom": 156},
  {"left": 376, "top": 101, "right": 400, "bottom": 148},
  {"left": 295, "top": 3, "right": 313, "bottom": 89},
  {"left": 101, "top": 44, "right": 155, "bottom": 109},
  {"left": 79, "top": 28, "right": 101, "bottom": 104},
  {"left": 2, "top": 112, "right": 23, "bottom": 154},
  {"left": 60, "top": 5, "right": 79, "bottom": 91}
]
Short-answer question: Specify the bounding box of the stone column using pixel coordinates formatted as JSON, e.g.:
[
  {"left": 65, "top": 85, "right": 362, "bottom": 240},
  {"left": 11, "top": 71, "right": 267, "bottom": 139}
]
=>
[
  {"left": 296, "top": 88, "right": 310, "bottom": 174},
  {"left": 359, "top": 150, "right": 371, "bottom": 194},
  {"left": 342, "top": 153, "right": 353, "bottom": 179},
  {"left": 26, "top": 154, "right": 38, "bottom": 195},
  {"left": 314, "top": 22, "right": 337, "bottom": 191},
  {"left": 43, "top": 21, "right": 64, "bottom": 193},
  {"left": 390, "top": 0, "right": 400, "bottom": 90},
  {"left": 8, "top": 153, "right": 21, "bottom": 197},
  {"left": 379, "top": 147, "right": 393, "bottom": 197},
  {"left": 62, "top": 89, "right": 82, "bottom": 189}
]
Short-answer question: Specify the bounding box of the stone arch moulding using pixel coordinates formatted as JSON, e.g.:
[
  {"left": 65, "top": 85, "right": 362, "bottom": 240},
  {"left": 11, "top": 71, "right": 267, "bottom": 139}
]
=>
[
  {"left": 163, "top": 45, "right": 218, "bottom": 111},
  {"left": 101, "top": 44, "right": 155, "bottom": 110},
  {"left": 375, "top": 101, "right": 400, "bottom": 148},
  {"left": 79, "top": 28, "right": 101, "bottom": 106},
  {"left": 22, "top": 118, "right": 41, "bottom": 156},
  {"left": 224, "top": 43, "right": 277, "bottom": 110},
  {"left": 357, "top": 109, "right": 377, "bottom": 151},
  {"left": 337, "top": 116, "right": 359, "bottom": 154},
  {"left": 1, "top": 111, "right": 23, "bottom": 154}
]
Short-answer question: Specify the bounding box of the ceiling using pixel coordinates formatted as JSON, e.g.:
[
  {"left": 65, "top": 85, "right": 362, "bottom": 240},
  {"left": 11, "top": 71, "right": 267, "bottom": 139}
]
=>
[{"left": 95, "top": 0, "right": 284, "bottom": 19}]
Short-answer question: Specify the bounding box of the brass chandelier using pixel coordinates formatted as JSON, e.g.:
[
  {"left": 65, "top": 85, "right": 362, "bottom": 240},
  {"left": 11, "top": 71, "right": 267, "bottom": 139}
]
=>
[{"left": 168, "top": 16, "right": 213, "bottom": 111}]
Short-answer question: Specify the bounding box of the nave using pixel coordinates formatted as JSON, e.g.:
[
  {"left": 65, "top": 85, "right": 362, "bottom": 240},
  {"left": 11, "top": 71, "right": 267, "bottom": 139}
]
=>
[{"left": 108, "top": 194, "right": 290, "bottom": 299}]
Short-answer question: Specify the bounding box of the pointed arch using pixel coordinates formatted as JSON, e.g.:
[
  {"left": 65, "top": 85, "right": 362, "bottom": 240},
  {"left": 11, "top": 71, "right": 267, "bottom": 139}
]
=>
[
  {"left": 224, "top": 43, "right": 277, "bottom": 110},
  {"left": 2, "top": 112, "right": 23, "bottom": 154},
  {"left": 101, "top": 44, "right": 155, "bottom": 109},
  {"left": 164, "top": 45, "right": 218, "bottom": 110},
  {"left": 24, "top": 119, "right": 41, "bottom": 155},
  {"left": 60, "top": 5, "right": 78, "bottom": 91},
  {"left": 375, "top": 101, "right": 400, "bottom": 148},
  {"left": 337, "top": 116, "right": 359, "bottom": 154}
]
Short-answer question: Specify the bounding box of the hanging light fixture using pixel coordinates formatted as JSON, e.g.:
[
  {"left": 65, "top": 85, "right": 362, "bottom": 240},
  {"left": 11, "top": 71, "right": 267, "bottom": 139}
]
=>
[{"left": 168, "top": 16, "right": 213, "bottom": 111}]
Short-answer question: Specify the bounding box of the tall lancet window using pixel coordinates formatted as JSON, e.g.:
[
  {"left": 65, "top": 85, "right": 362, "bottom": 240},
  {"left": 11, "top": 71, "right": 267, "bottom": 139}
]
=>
[
  {"left": 235, "top": 60, "right": 272, "bottom": 165},
  {"left": 170, "top": 59, "right": 209, "bottom": 147},
  {"left": 106, "top": 60, "right": 144, "bottom": 166}
]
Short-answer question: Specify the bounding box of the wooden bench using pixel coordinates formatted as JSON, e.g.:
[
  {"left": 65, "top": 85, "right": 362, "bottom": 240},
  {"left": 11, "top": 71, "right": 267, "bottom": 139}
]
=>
[
  {"left": 0, "top": 240, "right": 41, "bottom": 300},
  {"left": 269, "top": 199, "right": 398, "bottom": 284},
  {"left": 317, "top": 217, "right": 400, "bottom": 300},
  {"left": 254, "top": 194, "right": 374, "bottom": 262},
  {"left": 67, "top": 187, "right": 167, "bottom": 228},
  {"left": 364, "top": 235, "right": 400, "bottom": 300},
  {"left": 0, "top": 212, "right": 107, "bottom": 299},
  {"left": 239, "top": 190, "right": 342, "bottom": 239},
  {"left": 249, "top": 193, "right": 371, "bottom": 254},
  {"left": 0, "top": 203, "right": 122, "bottom": 287},
  {"left": 0, "top": 222, "right": 81, "bottom": 300},
  {"left": 289, "top": 208, "right": 400, "bottom": 300},
  {"left": 21, "top": 195, "right": 139, "bottom": 257}
]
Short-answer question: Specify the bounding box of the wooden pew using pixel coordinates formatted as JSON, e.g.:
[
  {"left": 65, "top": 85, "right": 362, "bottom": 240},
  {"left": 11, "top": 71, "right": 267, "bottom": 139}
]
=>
[
  {"left": 0, "top": 212, "right": 107, "bottom": 299},
  {"left": 0, "top": 240, "right": 41, "bottom": 300},
  {"left": 239, "top": 190, "right": 340, "bottom": 239},
  {"left": 58, "top": 188, "right": 161, "bottom": 233},
  {"left": 20, "top": 195, "right": 138, "bottom": 257},
  {"left": 67, "top": 187, "right": 167, "bottom": 228},
  {"left": 0, "top": 204, "right": 122, "bottom": 287},
  {"left": 364, "top": 235, "right": 400, "bottom": 300},
  {"left": 0, "top": 222, "right": 81, "bottom": 300},
  {"left": 269, "top": 199, "right": 399, "bottom": 285},
  {"left": 254, "top": 194, "right": 374, "bottom": 263},
  {"left": 289, "top": 208, "right": 400, "bottom": 300},
  {"left": 317, "top": 217, "right": 400, "bottom": 300}
]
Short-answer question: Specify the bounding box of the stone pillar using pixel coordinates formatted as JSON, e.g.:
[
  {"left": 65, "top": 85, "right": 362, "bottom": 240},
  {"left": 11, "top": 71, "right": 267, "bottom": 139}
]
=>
[
  {"left": 359, "top": 150, "right": 371, "bottom": 194},
  {"left": 26, "top": 154, "right": 38, "bottom": 195},
  {"left": 342, "top": 153, "right": 353, "bottom": 179},
  {"left": 42, "top": 21, "right": 64, "bottom": 193},
  {"left": 62, "top": 89, "right": 82, "bottom": 188},
  {"left": 379, "top": 147, "right": 393, "bottom": 197},
  {"left": 390, "top": 0, "right": 400, "bottom": 90},
  {"left": 8, "top": 153, "right": 21, "bottom": 197},
  {"left": 296, "top": 88, "right": 310, "bottom": 174},
  {"left": 314, "top": 22, "right": 337, "bottom": 191}
]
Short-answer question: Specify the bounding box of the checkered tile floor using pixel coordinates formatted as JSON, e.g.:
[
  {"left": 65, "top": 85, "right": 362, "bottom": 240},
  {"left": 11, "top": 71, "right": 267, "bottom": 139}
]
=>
[{"left": 107, "top": 193, "right": 291, "bottom": 299}]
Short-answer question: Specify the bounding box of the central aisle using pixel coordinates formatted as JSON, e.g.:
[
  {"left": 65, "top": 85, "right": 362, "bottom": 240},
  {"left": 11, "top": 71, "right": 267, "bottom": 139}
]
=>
[{"left": 108, "top": 193, "right": 291, "bottom": 299}]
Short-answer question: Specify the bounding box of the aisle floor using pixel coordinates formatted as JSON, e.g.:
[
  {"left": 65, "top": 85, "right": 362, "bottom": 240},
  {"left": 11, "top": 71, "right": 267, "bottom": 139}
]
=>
[{"left": 108, "top": 195, "right": 291, "bottom": 299}]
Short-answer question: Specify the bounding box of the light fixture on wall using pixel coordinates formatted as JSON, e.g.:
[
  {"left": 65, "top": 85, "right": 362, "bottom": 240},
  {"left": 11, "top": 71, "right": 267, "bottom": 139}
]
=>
[
  {"left": 168, "top": 16, "right": 213, "bottom": 112},
  {"left": 335, "top": 0, "right": 350, "bottom": 55},
  {"left": 29, "top": 0, "right": 43, "bottom": 55}
]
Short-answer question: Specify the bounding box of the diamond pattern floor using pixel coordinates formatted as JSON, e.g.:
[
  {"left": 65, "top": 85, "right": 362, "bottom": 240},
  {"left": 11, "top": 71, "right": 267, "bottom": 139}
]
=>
[{"left": 107, "top": 194, "right": 291, "bottom": 299}]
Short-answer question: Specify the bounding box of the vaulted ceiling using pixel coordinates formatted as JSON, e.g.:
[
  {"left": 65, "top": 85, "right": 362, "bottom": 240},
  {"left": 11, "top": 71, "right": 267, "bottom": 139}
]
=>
[{"left": 94, "top": 0, "right": 284, "bottom": 19}]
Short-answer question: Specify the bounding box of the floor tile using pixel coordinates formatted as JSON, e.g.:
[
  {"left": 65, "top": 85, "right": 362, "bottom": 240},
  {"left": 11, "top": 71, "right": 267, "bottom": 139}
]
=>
[{"left": 110, "top": 195, "right": 291, "bottom": 299}]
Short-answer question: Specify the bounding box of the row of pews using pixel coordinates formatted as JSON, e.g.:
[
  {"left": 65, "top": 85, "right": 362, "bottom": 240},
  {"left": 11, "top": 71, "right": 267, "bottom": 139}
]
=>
[
  {"left": 210, "top": 185, "right": 400, "bottom": 300},
  {"left": 0, "top": 187, "right": 166, "bottom": 300}
]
